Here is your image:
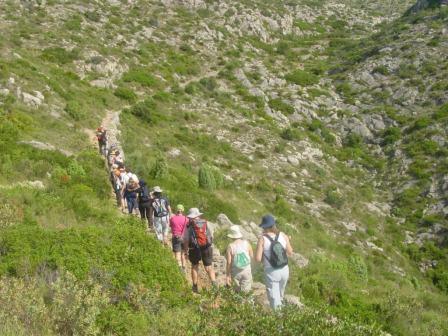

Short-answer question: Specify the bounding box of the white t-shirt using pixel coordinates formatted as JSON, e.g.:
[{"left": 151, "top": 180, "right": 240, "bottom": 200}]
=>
[{"left": 262, "top": 232, "right": 287, "bottom": 270}]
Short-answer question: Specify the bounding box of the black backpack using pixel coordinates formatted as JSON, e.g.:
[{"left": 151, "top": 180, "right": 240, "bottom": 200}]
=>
[
  {"left": 264, "top": 233, "right": 288, "bottom": 269},
  {"left": 139, "top": 186, "right": 150, "bottom": 203}
]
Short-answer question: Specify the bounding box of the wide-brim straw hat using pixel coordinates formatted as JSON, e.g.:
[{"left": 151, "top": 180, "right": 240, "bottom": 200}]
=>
[
  {"left": 227, "top": 225, "right": 243, "bottom": 239},
  {"left": 187, "top": 208, "right": 203, "bottom": 218},
  {"left": 153, "top": 186, "right": 163, "bottom": 193}
]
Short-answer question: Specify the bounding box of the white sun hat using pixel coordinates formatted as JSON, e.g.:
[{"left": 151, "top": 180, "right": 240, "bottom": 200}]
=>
[
  {"left": 153, "top": 186, "right": 163, "bottom": 193},
  {"left": 227, "top": 225, "right": 243, "bottom": 239},
  {"left": 187, "top": 208, "right": 203, "bottom": 218}
]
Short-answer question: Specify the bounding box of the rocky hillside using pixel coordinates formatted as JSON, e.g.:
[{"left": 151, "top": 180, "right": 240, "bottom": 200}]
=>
[{"left": 0, "top": 0, "right": 447, "bottom": 335}]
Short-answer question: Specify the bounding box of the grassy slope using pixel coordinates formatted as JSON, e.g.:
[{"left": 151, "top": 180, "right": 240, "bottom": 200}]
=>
[{"left": 0, "top": 0, "right": 446, "bottom": 335}]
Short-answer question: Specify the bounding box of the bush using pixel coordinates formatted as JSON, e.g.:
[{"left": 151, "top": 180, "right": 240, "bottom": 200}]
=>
[
  {"left": 123, "top": 69, "right": 158, "bottom": 87},
  {"left": 382, "top": 127, "right": 401, "bottom": 145},
  {"left": 114, "top": 87, "right": 137, "bottom": 102},
  {"left": 280, "top": 127, "right": 303, "bottom": 141},
  {"left": 198, "top": 164, "right": 217, "bottom": 191},
  {"left": 268, "top": 98, "right": 295, "bottom": 115},
  {"left": 0, "top": 223, "right": 185, "bottom": 293},
  {"left": 150, "top": 156, "right": 167, "bottom": 179},
  {"left": 434, "top": 103, "right": 448, "bottom": 120},
  {"left": 41, "top": 47, "right": 79, "bottom": 64},
  {"left": 324, "top": 189, "right": 344, "bottom": 209},
  {"left": 127, "top": 99, "right": 155, "bottom": 123},
  {"left": 65, "top": 100, "right": 86, "bottom": 120},
  {"left": 285, "top": 69, "right": 319, "bottom": 86}
]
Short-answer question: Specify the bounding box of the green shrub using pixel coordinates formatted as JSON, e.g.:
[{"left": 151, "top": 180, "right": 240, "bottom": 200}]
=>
[
  {"left": 280, "top": 128, "right": 303, "bottom": 141},
  {"left": 114, "top": 87, "right": 137, "bottom": 102},
  {"left": 372, "top": 65, "right": 389, "bottom": 75},
  {"left": 127, "top": 99, "right": 155, "bottom": 123},
  {"left": 150, "top": 155, "right": 167, "bottom": 179},
  {"left": 41, "top": 47, "right": 79, "bottom": 64},
  {"left": 324, "top": 189, "right": 344, "bottom": 209},
  {"left": 382, "top": 127, "right": 401, "bottom": 145},
  {"left": 268, "top": 98, "right": 295, "bottom": 115},
  {"left": 198, "top": 164, "right": 217, "bottom": 191},
  {"left": 65, "top": 100, "right": 86, "bottom": 120},
  {"left": 0, "top": 223, "right": 185, "bottom": 293},
  {"left": 434, "top": 103, "right": 448, "bottom": 120},
  {"left": 123, "top": 69, "right": 158, "bottom": 87},
  {"left": 285, "top": 69, "right": 319, "bottom": 86}
]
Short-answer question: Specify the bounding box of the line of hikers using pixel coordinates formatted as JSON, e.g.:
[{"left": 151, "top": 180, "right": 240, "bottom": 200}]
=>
[{"left": 96, "top": 126, "right": 294, "bottom": 310}]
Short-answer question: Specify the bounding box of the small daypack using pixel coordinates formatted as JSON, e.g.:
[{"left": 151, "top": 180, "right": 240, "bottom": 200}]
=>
[
  {"left": 233, "top": 241, "right": 250, "bottom": 269},
  {"left": 190, "top": 219, "right": 211, "bottom": 248},
  {"left": 264, "top": 233, "right": 288, "bottom": 269},
  {"left": 152, "top": 197, "right": 168, "bottom": 217}
]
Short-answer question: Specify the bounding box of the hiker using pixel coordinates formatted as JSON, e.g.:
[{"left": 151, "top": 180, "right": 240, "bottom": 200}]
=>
[
  {"left": 137, "top": 180, "right": 152, "bottom": 228},
  {"left": 183, "top": 208, "right": 216, "bottom": 293},
  {"left": 123, "top": 177, "right": 140, "bottom": 215},
  {"left": 226, "top": 225, "right": 253, "bottom": 293},
  {"left": 169, "top": 204, "right": 189, "bottom": 272},
  {"left": 118, "top": 167, "right": 128, "bottom": 212},
  {"left": 96, "top": 126, "right": 107, "bottom": 156},
  {"left": 112, "top": 165, "right": 123, "bottom": 207},
  {"left": 255, "top": 214, "right": 293, "bottom": 310},
  {"left": 150, "top": 186, "right": 172, "bottom": 243}
]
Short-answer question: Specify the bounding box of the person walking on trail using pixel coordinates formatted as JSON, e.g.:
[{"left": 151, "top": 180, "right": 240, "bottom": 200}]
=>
[
  {"left": 124, "top": 177, "right": 140, "bottom": 215},
  {"left": 150, "top": 186, "right": 171, "bottom": 244},
  {"left": 183, "top": 208, "right": 216, "bottom": 293},
  {"left": 120, "top": 167, "right": 138, "bottom": 213},
  {"left": 112, "top": 165, "right": 123, "bottom": 208},
  {"left": 96, "top": 126, "right": 107, "bottom": 156},
  {"left": 170, "top": 204, "right": 189, "bottom": 273},
  {"left": 137, "top": 180, "right": 152, "bottom": 229},
  {"left": 255, "top": 214, "right": 293, "bottom": 310},
  {"left": 226, "top": 225, "right": 253, "bottom": 293}
]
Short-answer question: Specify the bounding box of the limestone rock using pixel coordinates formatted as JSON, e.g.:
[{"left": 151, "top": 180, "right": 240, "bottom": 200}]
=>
[
  {"left": 290, "top": 252, "right": 309, "bottom": 268},
  {"left": 21, "top": 91, "right": 44, "bottom": 107},
  {"left": 216, "top": 213, "right": 233, "bottom": 228}
]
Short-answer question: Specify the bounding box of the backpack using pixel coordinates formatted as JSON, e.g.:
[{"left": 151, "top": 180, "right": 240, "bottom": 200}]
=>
[
  {"left": 152, "top": 197, "right": 168, "bottom": 217},
  {"left": 190, "top": 219, "right": 211, "bottom": 248},
  {"left": 97, "top": 130, "right": 106, "bottom": 142},
  {"left": 264, "top": 233, "right": 288, "bottom": 269},
  {"left": 233, "top": 241, "right": 250, "bottom": 269},
  {"left": 139, "top": 186, "right": 150, "bottom": 203}
]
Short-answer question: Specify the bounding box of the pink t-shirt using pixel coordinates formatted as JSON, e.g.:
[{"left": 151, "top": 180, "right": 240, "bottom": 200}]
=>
[{"left": 170, "top": 215, "right": 189, "bottom": 236}]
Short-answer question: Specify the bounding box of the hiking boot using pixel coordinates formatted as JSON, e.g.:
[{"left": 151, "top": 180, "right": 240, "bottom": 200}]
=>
[
  {"left": 179, "top": 266, "right": 186, "bottom": 274},
  {"left": 192, "top": 284, "right": 199, "bottom": 293}
]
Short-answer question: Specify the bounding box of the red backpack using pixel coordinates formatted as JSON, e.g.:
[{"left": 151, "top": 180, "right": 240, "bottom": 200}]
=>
[{"left": 190, "top": 219, "right": 211, "bottom": 248}]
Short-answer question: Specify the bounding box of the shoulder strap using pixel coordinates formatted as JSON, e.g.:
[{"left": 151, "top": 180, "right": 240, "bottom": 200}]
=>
[
  {"left": 274, "top": 232, "right": 280, "bottom": 242},
  {"left": 264, "top": 234, "right": 275, "bottom": 243}
]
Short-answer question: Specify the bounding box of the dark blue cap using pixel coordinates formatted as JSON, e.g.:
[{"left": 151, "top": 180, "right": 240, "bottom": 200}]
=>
[{"left": 259, "top": 214, "right": 276, "bottom": 229}]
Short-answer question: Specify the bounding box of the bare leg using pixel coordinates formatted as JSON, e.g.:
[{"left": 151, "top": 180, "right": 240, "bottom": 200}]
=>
[
  {"left": 174, "top": 252, "right": 182, "bottom": 267},
  {"left": 205, "top": 265, "right": 216, "bottom": 283},
  {"left": 191, "top": 264, "right": 199, "bottom": 286}
]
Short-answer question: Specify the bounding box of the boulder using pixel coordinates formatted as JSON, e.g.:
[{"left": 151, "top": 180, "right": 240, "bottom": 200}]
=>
[
  {"left": 290, "top": 252, "right": 309, "bottom": 268},
  {"left": 216, "top": 213, "right": 233, "bottom": 228}
]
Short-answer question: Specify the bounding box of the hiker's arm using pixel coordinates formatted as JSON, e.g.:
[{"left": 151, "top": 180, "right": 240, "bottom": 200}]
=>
[
  {"left": 226, "top": 246, "right": 232, "bottom": 285},
  {"left": 255, "top": 236, "right": 264, "bottom": 263},
  {"left": 182, "top": 232, "right": 189, "bottom": 253},
  {"left": 284, "top": 234, "right": 293, "bottom": 256},
  {"left": 248, "top": 243, "right": 254, "bottom": 259}
]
